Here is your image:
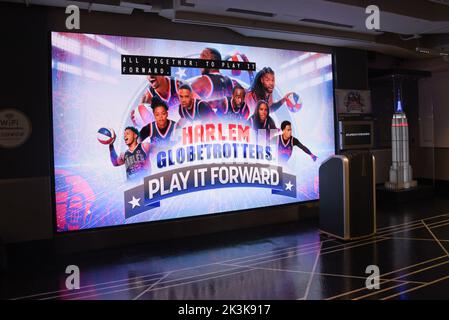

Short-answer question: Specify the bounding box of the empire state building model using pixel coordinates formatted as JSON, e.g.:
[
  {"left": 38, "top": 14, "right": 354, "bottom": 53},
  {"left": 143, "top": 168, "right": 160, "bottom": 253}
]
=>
[{"left": 385, "top": 97, "right": 417, "bottom": 190}]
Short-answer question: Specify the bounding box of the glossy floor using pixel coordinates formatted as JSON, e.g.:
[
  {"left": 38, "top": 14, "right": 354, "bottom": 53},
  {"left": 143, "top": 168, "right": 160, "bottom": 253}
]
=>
[{"left": 3, "top": 195, "right": 449, "bottom": 300}]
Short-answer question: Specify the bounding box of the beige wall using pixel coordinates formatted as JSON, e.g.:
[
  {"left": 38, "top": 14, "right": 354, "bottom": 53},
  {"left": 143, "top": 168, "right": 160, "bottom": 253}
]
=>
[
  {"left": 419, "top": 71, "right": 449, "bottom": 149},
  {"left": 417, "top": 70, "right": 449, "bottom": 181},
  {"left": 390, "top": 57, "right": 449, "bottom": 182},
  {"left": 372, "top": 147, "right": 439, "bottom": 184}
]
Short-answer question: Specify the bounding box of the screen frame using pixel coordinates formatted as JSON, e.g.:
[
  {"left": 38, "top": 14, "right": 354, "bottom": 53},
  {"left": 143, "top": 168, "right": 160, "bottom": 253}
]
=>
[{"left": 48, "top": 30, "right": 337, "bottom": 236}]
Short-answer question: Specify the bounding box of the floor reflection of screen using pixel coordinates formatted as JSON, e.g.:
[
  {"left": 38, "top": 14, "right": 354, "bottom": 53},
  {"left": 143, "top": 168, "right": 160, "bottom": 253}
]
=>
[{"left": 51, "top": 32, "right": 336, "bottom": 232}]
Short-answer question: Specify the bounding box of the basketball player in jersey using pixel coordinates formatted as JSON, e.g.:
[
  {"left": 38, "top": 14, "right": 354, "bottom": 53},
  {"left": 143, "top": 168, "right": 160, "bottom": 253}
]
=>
[
  {"left": 247, "top": 100, "right": 277, "bottom": 131},
  {"left": 215, "top": 85, "right": 250, "bottom": 122},
  {"left": 141, "top": 75, "right": 185, "bottom": 106},
  {"left": 189, "top": 48, "right": 237, "bottom": 101},
  {"left": 139, "top": 98, "right": 177, "bottom": 147},
  {"left": 245, "top": 67, "right": 295, "bottom": 114},
  {"left": 109, "top": 127, "right": 150, "bottom": 180},
  {"left": 277, "top": 120, "right": 317, "bottom": 165},
  {"left": 131, "top": 75, "right": 186, "bottom": 125},
  {"left": 177, "top": 84, "right": 215, "bottom": 126}
]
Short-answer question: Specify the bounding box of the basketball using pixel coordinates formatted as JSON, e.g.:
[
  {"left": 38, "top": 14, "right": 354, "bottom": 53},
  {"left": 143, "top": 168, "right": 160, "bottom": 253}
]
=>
[
  {"left": 286, "top": 92, "right": 303, "bottom": 112},
  {"left": 97, "top": 127, "right": 116, "bottom": 145},
  {"left": 131, "top": 103, "right": 153, "bottom": 128},
  {"left": 229, "top": 53, "right": 247, "bottom": 76}
]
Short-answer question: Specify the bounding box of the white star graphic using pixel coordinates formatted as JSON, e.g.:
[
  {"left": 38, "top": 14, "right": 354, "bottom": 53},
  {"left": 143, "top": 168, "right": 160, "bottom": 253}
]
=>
[
  {"left": 285, "top": 181, "right": 294, "bottom": 191},
  {"left": 175, "top": 68, "right": 187, "bottom": 79},
  {"left": 128, "top": 196, "right": 141, "bottom": 209}
]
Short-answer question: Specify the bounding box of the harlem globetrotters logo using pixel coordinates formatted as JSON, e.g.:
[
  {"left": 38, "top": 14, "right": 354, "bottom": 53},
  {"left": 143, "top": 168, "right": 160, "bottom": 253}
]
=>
[
  {"left": 123, "top": 122, "right": 298, "bottom": 219},
  {"left": 344, "top": 91, "right": 365, "bottom": 113}
]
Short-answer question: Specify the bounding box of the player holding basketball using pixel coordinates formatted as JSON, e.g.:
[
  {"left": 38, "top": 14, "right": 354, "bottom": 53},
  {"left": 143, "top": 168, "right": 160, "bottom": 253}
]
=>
[
  {"left": 109, "top": 126, "right": 150, "bottom": 180},
  {"left": 277, "top": 120, "right": 317, "bottom": 165},
  {"left": 177, "top": 84, "right": 215, "bottom": 126},
  {"left": 215, "top": 85, "right": 250, "bottom": 122},
  {"left": 189, "top": 48, "right": 237, "bottom": 101},
  {"left": 139, "top": 97, "right": 177, "bottom": 146},
  {"left": 245, "top": 67, "right": 294, "bottom": 114}
]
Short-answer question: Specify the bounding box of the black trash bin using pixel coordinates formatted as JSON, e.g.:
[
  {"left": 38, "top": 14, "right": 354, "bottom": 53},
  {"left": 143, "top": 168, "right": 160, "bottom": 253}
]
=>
[{"left": 319, "top": 151, "right": 376, "bottom": 240}]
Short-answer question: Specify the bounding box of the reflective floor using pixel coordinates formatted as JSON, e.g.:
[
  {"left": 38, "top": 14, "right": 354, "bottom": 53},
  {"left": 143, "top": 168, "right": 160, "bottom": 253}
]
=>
[{"left": 3, "top": 195, "right": 449, "bottom": 300}]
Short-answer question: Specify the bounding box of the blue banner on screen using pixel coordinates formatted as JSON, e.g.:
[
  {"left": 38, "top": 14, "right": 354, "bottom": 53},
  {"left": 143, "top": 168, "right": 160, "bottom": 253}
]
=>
[{"left": 51, "top": 32, "right": 335, "bottom": 232}]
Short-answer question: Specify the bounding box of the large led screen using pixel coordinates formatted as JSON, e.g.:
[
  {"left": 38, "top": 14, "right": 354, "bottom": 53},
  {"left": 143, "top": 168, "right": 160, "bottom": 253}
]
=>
[{"left": 51, "top": 32, "right": 335, "bottom": 232}]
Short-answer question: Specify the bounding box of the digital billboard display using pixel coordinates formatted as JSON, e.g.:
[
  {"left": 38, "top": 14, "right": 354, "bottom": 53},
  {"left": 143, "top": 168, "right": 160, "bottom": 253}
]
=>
[{"left": 51, "top": 32, "right": 335, "bottom": 232}]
